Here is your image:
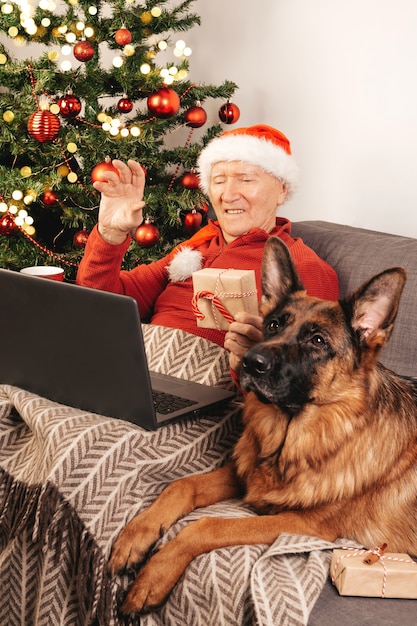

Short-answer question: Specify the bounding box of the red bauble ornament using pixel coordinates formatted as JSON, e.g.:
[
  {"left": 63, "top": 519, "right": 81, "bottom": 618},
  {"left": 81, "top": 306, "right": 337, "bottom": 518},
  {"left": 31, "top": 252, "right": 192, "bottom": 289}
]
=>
[
  {"left": 41, "top": 189, "right": 59, "bottom": 206},
  {"left": 73, "top": 40, "right": 95, "bottom": 62},
  {"left": 147, "top": 87, "right": 180, "bottom": 119},
  {"left": 133, "top": 219, "right": 160, "bottom": 248},
  {"left": 200, "top": 202, "right": 209, "bottom": 215},
  {"left": 73, "top": 228, "right": 90, "bottom": 249},
  {"left": 117, "top": 97, "right": 133, "bottom": 113},
  {"left": 115, "top": 27, "right": 132, "bottom": 46},
  {"left": 183, "top": 209, "right": 202, "bottom": 235},
  {"left": 181, "top": 171, "right": 200, "bottom": 190},
  {"left": 28, "top": 110, "right": 60, "bottom": 143},
  {"left": 218, "top": 101, "right": 240, "bottom": 125},
  {"left": 0, "top": 213, "right": 17, "bottom": 235},
  {"left": 57, "top": 93, "right": 82, "bottom": 118},
  {"left": 184, "top": 105, "right": 207, "bottom": 128},
  {"left": 91, "top": 158, "right": 119, "bottom": 183}
]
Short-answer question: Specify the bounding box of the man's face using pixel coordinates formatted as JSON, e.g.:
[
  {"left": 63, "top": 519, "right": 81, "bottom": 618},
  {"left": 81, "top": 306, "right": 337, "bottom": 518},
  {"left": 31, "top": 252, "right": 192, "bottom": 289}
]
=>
[{"left": 208, "top": 161, "right": 287, "bottom": 243}]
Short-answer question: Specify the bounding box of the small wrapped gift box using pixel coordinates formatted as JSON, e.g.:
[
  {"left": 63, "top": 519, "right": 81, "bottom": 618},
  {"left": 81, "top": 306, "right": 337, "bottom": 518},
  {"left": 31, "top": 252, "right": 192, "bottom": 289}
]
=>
[
  {"left": 192, "top": 268, "right": 258, "bottom": 330},
  {"left": 331, "top": 548, "right": 417, "bottom": 598}
]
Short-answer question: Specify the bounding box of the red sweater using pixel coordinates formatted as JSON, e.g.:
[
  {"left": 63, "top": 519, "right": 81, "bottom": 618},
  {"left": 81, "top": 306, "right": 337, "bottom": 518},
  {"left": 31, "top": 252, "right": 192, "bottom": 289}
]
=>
[{"left": 77, "top": 218, "right": 339, "bottom": 347}]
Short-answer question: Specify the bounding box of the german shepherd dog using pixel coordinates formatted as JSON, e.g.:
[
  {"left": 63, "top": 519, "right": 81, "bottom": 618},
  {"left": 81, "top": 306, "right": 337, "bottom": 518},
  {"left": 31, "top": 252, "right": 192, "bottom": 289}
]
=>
[{"left": 109, "top": 236, "right": 417, "bottom": 615}]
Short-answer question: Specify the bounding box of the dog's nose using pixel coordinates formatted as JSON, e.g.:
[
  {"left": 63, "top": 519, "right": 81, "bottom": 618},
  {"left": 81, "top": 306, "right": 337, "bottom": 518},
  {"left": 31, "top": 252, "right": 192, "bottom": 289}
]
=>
[{"left": 242, "top": 351, "right": 271, "bottom": 376}]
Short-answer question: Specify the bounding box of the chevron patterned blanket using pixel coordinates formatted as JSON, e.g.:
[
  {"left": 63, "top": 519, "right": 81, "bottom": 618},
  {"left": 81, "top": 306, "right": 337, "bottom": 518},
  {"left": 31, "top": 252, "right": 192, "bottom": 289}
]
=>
[{"left": 0, "top": 325, "right": 340, "bottom": 626}]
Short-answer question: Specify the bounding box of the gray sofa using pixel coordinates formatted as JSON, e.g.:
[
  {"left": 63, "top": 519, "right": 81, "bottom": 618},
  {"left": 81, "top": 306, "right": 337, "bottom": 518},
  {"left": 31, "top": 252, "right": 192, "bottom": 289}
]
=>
[{"left": 291, "top": 221, "right": 417, "bottom": 625}]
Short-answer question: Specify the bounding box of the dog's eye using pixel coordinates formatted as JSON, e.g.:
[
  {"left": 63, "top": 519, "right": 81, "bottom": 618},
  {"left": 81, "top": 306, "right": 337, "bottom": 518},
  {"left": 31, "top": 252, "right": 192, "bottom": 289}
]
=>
[
  {"left": 267, "top": 319, "right": 280, "bottom": 333},
  {"left": 311, "top": 334, "right": 326, "bottom": 347}
]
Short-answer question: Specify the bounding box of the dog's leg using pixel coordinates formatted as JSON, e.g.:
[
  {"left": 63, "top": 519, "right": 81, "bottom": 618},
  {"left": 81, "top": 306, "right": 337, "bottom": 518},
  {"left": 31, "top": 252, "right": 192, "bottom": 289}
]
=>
[
  {"left": 108, "top": 461, "right": 240, "bottom": 575},
  {"left": 121, "top": 510, "right": 338, "bottom": 615}
]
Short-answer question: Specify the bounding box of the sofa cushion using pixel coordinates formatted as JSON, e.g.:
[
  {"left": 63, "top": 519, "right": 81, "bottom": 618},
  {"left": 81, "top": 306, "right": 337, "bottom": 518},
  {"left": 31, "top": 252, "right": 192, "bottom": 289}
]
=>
[{"left": 291, "top": 221, "right": 417, "bottom": 377}]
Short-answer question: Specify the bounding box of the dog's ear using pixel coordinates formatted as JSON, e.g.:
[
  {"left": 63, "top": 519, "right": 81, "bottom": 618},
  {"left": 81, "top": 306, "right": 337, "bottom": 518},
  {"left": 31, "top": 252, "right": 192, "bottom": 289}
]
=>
[
  {"left": 260, "top": 237, "right": 306, "bottom": 314},
  {"left": 349, "top": 267, "right": 407, "bottom": 348}
]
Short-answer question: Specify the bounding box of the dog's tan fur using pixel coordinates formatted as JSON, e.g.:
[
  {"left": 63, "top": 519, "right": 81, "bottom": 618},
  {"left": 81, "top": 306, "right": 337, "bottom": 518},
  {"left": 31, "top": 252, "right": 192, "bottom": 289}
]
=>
[{"left": 109, "top": 237, "right": 417, "bottom": 615}]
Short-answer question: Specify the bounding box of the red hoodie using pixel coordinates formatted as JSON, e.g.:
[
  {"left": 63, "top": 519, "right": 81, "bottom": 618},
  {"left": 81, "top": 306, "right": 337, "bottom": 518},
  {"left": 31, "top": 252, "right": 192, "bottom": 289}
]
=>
[{"left": 77, "top": 217, "right": 339, "bottom": 347}]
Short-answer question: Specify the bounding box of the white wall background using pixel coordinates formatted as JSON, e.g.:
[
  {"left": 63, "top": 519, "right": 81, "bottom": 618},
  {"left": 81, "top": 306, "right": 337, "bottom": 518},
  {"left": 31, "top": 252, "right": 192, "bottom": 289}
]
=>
[{"left": 186, "top": 0, "right": 417, "bottom": 238}]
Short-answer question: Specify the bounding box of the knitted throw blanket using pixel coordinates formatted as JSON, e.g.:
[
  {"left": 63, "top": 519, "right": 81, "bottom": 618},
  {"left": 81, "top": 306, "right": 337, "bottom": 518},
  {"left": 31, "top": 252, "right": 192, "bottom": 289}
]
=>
[{"left": 0, "top": 325, "right": 339, "bottom": 626}]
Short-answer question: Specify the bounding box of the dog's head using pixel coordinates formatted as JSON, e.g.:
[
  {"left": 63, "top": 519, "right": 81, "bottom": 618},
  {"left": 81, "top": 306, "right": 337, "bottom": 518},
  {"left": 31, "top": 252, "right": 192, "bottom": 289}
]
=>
[{"left": 240, "top": 237, "right": 406, "bottom": 417}]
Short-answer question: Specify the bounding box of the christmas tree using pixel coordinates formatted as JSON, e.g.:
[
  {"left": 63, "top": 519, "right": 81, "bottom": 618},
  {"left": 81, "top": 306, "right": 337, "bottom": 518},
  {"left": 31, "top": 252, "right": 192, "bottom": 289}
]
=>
[{"left": 0, "top": 0, "right": 238, "bottom": 280}]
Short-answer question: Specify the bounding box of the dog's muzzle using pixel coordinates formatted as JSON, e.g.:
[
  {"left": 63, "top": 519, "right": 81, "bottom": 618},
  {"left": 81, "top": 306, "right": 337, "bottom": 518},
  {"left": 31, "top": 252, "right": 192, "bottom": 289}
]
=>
[{"left": 240, "top": 344, "right": 312, "bottom": 415}]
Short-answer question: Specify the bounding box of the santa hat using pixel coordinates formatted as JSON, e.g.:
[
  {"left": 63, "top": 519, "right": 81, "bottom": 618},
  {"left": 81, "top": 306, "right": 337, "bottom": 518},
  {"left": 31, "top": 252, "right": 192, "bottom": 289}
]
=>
[{"left": 197, "top": 124, "right": 299, "bottom": 198}]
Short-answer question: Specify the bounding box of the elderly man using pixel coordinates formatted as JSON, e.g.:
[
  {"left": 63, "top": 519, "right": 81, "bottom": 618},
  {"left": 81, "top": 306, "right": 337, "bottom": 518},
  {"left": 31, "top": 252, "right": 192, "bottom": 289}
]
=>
[{"left": 76, "top": 124, "right": 338, "bottom": 378}]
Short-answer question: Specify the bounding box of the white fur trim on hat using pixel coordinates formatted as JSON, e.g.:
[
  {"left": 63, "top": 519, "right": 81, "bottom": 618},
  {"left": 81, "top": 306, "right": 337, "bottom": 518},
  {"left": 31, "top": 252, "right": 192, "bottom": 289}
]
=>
[
  {"left": 197, "top": 134, "right": 299, "bottom": 198},
  {"left": 166, "top": 247, "right": 203, "bottom": 282}
]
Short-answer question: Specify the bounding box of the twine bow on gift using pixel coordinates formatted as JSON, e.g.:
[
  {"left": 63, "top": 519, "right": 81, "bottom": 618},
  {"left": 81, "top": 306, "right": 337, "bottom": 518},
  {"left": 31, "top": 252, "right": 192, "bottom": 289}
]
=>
[
  {"left": 331, "top": 544, "right": 417, "bottom": 598},
  {"left": 191, "top": 270, "right": 257, "bottom": 330}
]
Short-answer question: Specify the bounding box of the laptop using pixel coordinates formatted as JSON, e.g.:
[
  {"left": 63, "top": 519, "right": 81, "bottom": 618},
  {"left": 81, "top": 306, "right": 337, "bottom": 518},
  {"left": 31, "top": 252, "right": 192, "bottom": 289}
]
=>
[{"left": 0, "top": 268, "right": 235, "bottom": 430}]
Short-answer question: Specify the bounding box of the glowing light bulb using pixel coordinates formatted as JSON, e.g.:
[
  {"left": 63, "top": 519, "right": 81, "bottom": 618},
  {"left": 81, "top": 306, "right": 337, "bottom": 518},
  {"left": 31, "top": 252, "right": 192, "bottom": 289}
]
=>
[
  {"left": 3, "top": 110, "right": 14, "bottom": 123},
  {"left": 124, "top": 44, "right": 135, "bottom": 57},
  {"left": 130, "top": 126, "right": 140, "bottom": 137},
  {"left": 12, "top": 190, "right": 23, "bottom": 201},
  {"left": 1, "top": 5, "right": 13, "bottom": 16},
  {"left": 112, "top": 55, "right": 123, "bottom": 68}
]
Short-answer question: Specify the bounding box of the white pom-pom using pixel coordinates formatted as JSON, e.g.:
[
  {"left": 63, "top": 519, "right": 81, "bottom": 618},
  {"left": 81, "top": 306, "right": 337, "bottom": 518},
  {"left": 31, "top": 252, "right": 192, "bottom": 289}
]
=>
[{"left": 167, "top": 247, "right": 203, "bottom": 282}]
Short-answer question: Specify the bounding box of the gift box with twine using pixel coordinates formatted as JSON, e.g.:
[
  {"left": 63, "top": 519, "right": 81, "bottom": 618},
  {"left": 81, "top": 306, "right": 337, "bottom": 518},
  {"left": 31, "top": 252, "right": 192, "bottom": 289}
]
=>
[
  {"left": 192, "top": 268, "right": 258, "bottom": 330},
  {"left": 331, "top": 545, "right": 417, "bottom": 599}
]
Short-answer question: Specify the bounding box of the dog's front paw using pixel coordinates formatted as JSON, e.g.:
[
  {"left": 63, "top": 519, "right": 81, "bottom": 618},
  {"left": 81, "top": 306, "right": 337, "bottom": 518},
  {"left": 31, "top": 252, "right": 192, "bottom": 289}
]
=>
[
  {"left": 120, "top": 542, "right": 190, "bottom": 615},
  {"left": 108, "top": 511, "right": 164, "bottom": 575}
]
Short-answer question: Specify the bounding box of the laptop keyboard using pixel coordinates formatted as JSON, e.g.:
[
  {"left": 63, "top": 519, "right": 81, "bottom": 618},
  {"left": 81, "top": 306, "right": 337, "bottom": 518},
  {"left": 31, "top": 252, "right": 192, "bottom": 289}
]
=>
[{"left": 152, "top": 390, "right": 198, "bottom": 414}]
